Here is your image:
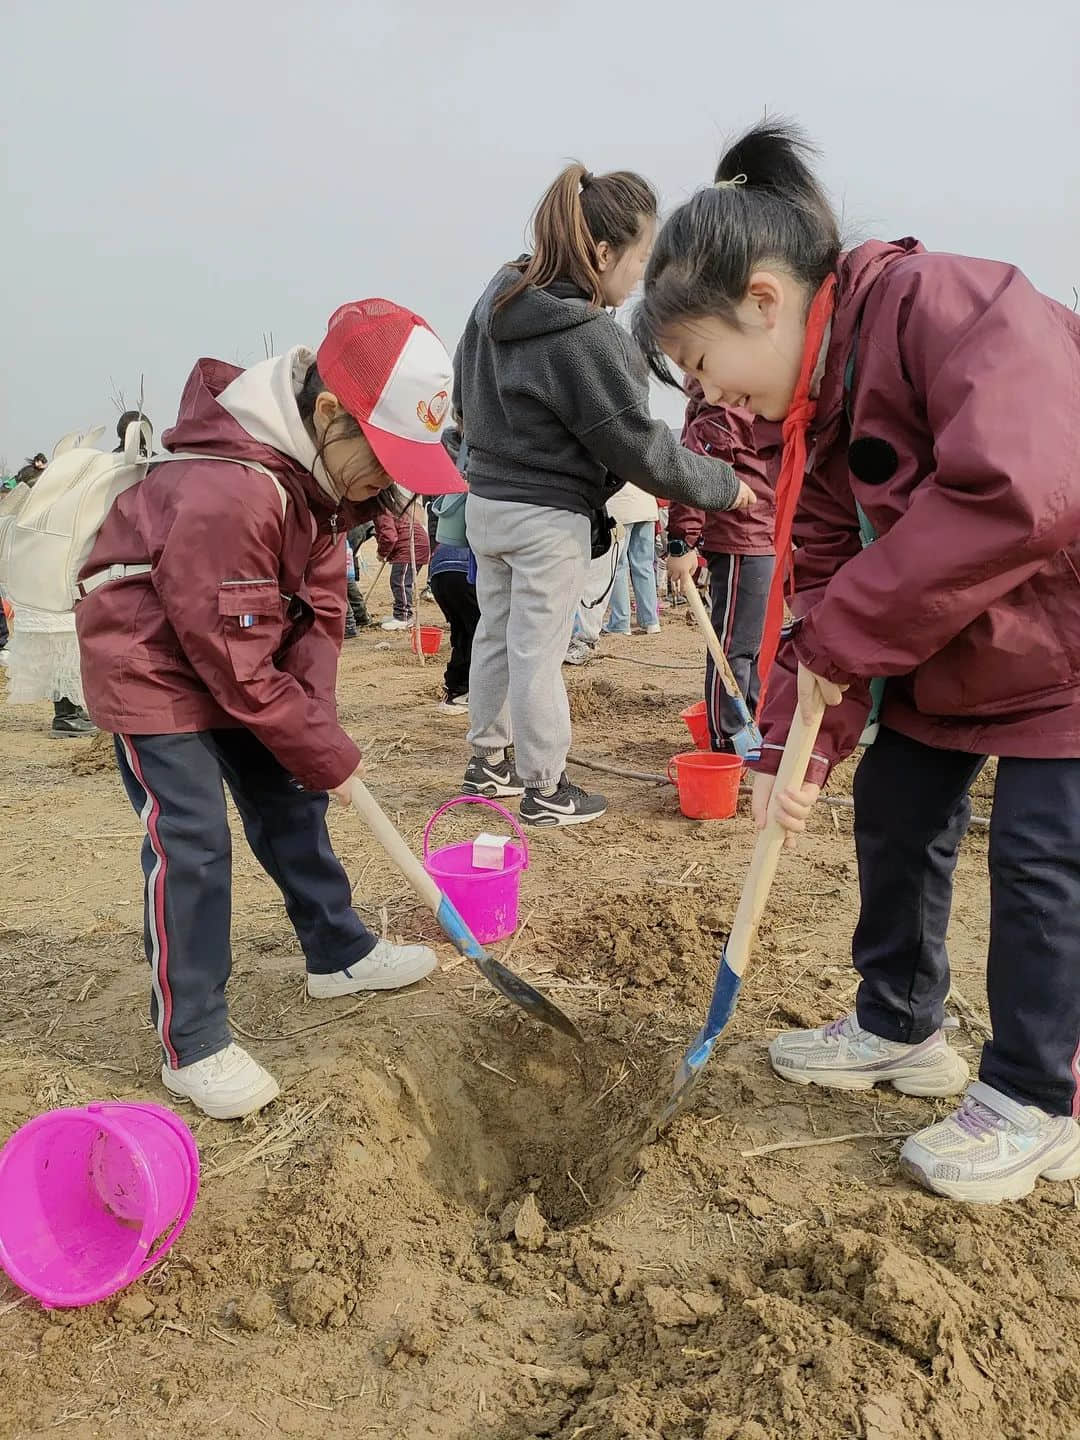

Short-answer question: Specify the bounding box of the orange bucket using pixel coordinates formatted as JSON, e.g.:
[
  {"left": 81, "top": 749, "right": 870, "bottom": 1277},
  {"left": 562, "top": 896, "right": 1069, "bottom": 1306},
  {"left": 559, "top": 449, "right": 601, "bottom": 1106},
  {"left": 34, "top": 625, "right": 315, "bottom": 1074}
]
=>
[
  {"left": 667, "top": 751, "right": 743, "bottom": 820},
  {"left": 411, "top": 625, "right": 444, "bottom": 656},
  {"left": 680, "top": 700, "right": 711, "bottom": 750}
]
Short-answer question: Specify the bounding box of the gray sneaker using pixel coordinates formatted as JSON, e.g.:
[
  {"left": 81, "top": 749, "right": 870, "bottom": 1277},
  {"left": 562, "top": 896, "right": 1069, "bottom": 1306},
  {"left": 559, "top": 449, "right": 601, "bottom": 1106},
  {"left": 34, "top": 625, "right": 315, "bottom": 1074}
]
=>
[
  {"left": 520, "top": 775, "right": 607, "bottom": 827},
  {"left": 462, "top": 753, "right": 525, "bottom": 798},
  {"left": 900, "top": 1081, "right": 1080, "bottom": 1204},
  {"left": 769, "top": 1012, "right": 969, "bottom": 1096}
]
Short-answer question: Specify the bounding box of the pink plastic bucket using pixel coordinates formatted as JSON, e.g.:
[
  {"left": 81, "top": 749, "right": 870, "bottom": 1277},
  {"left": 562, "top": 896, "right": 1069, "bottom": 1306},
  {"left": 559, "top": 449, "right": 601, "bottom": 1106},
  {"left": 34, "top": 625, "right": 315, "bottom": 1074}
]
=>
[
  {"left": 423, "top": 795, "right": 529, "bottom": 945},
  {"left": 0, "top": 1102, "right": 199, "bottom": 1309}
]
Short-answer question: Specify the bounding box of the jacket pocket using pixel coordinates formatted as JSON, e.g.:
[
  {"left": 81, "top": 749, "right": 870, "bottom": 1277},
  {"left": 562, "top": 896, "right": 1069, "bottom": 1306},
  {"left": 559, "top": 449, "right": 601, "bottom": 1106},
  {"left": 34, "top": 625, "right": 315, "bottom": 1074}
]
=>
[{"left": 217, "top": 581, "right": 283, "bottom": 682}]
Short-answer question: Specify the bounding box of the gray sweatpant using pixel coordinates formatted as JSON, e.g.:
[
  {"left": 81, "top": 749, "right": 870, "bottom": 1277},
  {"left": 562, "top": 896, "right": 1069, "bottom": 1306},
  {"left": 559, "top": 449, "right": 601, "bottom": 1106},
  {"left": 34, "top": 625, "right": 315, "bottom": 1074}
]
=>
[{"left": 466, "top": 494, "right": 590, "bottom": 788}]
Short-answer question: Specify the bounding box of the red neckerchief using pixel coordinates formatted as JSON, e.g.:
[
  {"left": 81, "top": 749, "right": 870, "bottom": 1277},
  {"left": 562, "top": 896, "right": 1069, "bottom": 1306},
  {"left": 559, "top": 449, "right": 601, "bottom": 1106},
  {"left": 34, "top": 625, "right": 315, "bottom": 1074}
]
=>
[{"left": 755, "top": 274, "right": 837, "bottom": 717}]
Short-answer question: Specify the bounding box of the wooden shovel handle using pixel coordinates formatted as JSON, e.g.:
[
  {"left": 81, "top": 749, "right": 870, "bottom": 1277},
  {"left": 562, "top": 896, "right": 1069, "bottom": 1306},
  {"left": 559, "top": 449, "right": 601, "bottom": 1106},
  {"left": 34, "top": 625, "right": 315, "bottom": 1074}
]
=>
[
  {"left": 723, "top": 690, "right": 827, "bottom": 980},
  {"left": 362, "top": 559, "right": 388, "bottom": 604},
  {"left": 682, "top": 579, "right": 744, "bottom": 702},
  {"left": 348, "top": 778, "right": 444, "bottom": 915}
]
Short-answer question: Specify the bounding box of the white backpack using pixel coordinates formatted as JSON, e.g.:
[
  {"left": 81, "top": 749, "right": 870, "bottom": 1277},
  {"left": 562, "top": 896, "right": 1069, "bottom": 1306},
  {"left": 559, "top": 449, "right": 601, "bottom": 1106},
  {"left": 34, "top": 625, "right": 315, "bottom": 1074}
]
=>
[{"left": 0, "top": 419, "right": 279, "bottom": 613}]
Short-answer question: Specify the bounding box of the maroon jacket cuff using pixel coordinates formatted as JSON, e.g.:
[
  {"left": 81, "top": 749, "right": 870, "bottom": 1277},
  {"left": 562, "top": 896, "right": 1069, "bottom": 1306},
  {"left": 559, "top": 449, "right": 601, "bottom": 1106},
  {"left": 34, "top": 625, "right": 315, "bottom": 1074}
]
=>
[
  {"left": 748, "top": 743, "right": 831, "bottom": 789},
  {"left": 790, "top": 614, "right": 856, "bottom": 687},
  {"left": 296, "top": 731, "right": 362, "bottom": 793}
]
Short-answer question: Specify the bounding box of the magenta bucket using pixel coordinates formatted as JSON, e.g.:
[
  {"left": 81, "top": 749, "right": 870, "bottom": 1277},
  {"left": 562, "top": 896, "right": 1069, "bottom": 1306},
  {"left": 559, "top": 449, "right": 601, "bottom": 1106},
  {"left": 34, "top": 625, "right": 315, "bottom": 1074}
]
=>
[
  {"left": 423, "top": 795, "right": 529, "bottom": 945},
  {"left": 0, "top": 1101, "right": 200, "bottom": 1309}
]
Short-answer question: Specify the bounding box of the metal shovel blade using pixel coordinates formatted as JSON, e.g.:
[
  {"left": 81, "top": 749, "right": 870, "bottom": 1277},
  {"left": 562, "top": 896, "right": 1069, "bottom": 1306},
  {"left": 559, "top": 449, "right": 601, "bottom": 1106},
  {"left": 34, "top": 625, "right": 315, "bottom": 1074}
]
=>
[
  {"left": 347, "top": 777, "right": 582, "bottom": 1043},
  {"left": 436, "top": 896, "right": 583, "bottom": 1043}
]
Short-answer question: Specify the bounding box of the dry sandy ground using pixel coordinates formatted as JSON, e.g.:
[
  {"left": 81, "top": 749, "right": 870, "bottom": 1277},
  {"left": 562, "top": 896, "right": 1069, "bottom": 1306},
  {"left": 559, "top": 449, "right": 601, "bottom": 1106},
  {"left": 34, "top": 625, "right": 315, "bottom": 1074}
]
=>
[{"left": 1, "top": 575, "right": 1077, "bottom": 1440}]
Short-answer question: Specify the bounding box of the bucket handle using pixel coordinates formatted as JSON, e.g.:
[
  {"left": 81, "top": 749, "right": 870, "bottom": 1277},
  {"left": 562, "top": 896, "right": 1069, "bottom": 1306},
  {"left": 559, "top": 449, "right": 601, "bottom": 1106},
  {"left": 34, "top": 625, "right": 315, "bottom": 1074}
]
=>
[
  {"left": 85, "top": 1102, "right": 200, "bottom": 1275},
  {"left": 667, "top": 755, "right": 683, "bottom": 785},
  {"left": 140, "top": 1114, "right": 200, "bottom": 1272},
  {"left": 423, "top": 794, "right": 530, "bottom": 870},
  {"left": 140, "top": 1204, "right": 197, "bottom": 1273}
]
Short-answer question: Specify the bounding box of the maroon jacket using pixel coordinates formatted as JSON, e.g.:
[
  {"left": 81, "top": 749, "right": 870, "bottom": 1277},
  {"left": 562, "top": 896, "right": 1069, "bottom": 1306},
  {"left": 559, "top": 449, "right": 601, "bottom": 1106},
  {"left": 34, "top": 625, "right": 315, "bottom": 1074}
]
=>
[
  {"left": 669, "top": 393, "right": 775, "bottom": 556},
  {"left": 76, "top": 358, "right": 374, "bottom": 792},
  {"left": 755, "top": 238, "right": 1080, "bottom": 785},
  {"left": 374, "top": 505, "right": 431, "bottom": 566}
]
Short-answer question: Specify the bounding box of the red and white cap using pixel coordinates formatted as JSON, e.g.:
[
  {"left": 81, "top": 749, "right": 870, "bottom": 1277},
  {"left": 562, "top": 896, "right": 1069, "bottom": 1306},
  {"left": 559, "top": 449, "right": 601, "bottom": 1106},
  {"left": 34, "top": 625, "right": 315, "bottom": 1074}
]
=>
[{"left": 316, "top": 299, "right": 466, "bottom": 496}]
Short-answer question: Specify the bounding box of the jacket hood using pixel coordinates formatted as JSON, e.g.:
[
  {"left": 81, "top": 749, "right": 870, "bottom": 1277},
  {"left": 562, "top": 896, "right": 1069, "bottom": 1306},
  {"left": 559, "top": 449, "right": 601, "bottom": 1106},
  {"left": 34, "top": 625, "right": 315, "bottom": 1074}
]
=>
[
  {"left": 477, "top": 264, "right": 605, "bottom": 343},
  {"left": 161, "top": 348, "right": 338, "bottom": 510},
  {"left": 816, "top": 237, "right": 925, "bottom": 436}
]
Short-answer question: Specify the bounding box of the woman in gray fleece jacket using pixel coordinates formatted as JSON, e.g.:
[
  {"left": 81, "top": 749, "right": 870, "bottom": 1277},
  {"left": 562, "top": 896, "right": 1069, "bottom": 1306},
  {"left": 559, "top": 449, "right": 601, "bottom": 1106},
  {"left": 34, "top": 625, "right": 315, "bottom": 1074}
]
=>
[{"left": 454, "top": 163, "right": 753, "bottom": 826}]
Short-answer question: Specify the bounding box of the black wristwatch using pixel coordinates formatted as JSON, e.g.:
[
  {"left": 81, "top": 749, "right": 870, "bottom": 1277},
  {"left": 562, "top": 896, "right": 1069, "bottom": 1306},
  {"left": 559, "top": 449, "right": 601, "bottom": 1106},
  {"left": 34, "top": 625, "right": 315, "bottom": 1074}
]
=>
[{"left": 667, "top": 539, "right": 694, "bottom": 558}]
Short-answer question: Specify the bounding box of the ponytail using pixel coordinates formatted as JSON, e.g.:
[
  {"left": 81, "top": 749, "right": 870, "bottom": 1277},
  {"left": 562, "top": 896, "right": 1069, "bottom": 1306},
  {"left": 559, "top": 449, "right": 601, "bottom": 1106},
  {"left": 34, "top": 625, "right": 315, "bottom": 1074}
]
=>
[
  {"left": 495, "top": 163, "right": 658, "bottom": 313},
  {"left": 636, "top": 120, "right": 841, "bottom": 378}
]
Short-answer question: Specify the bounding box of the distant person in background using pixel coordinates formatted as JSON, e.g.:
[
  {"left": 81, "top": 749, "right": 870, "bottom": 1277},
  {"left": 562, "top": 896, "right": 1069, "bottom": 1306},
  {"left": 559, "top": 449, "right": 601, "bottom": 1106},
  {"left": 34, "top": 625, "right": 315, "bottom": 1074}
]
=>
[
  {"left": 376, "top": 494, "right": 430, "bottom": 630},
  {"left": 346, "top": 522, "right": 373, "bottom": 630},
  {"left": 665, "top": 389, "right": 775, "bottom": 751},
  {"left": 605, "top": 481, "right": 660, "bottom": 635},
  {"left": 13, "top": 453, "right": 47, "bottom": 486},
  {"left": 0, "top": 457, "right": 96, "bottom": 736},
  {"left": 113, "top": 411, "right": 153, "bottom": 455},
  {"left": 429, "top": 419, "right": 479, "bottom": 715}
]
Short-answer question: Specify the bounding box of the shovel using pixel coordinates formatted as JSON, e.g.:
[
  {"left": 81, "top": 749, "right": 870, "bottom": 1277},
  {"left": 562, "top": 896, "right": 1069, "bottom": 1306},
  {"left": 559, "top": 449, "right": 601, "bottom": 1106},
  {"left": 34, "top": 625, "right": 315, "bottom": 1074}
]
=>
[
  {"left": 680, "top": 579, "right": 762, "bottom": 760},
  {"left": 659, "top": 689, "right": 827, "bottom": 1126},
  {"left": 348, "top": 779, "right": 582, "bottom": 1042}
]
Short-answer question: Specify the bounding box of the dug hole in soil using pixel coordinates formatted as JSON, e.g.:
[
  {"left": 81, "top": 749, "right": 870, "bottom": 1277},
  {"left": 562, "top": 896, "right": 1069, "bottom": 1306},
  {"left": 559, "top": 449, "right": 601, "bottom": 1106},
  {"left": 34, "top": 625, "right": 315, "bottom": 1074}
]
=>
[{"left": 1, "top": 578, "right": 1077, "bottom": 1440}]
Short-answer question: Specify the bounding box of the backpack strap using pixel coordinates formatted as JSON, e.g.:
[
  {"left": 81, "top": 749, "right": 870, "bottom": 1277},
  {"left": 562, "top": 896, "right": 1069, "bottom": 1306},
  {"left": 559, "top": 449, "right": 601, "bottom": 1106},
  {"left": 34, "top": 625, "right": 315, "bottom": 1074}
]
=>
[
  {"left": 77, "top": 452, "right": 289, "bottom": 600},
  {"left": 154, "top": 452, "right": 288, "bottom": 521}
]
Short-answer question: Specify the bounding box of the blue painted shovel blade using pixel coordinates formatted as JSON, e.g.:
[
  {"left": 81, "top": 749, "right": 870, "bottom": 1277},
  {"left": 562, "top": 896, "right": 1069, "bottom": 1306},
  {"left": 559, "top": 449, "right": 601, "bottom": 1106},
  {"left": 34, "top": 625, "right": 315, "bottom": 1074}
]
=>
[
  {"left": 661, "top": 954, "right": 743, "bottom": 1125},
  {"left": 716, "top": 688, "right": 762, "bottom": 760}
]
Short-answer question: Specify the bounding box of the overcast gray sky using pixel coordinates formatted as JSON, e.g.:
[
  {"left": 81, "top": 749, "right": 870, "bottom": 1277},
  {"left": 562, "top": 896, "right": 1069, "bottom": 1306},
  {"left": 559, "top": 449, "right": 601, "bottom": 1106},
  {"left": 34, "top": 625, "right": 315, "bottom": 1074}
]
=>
[{"left": 3, "top": 0, "right": 1078, "bottom": 464}]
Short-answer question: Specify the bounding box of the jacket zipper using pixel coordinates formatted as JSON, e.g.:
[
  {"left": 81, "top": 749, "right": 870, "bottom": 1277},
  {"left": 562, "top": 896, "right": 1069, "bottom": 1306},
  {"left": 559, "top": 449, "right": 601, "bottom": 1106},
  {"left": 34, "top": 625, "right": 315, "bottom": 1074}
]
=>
[{"left": 220, "top": 577, "right": 276, "bottom": 586}]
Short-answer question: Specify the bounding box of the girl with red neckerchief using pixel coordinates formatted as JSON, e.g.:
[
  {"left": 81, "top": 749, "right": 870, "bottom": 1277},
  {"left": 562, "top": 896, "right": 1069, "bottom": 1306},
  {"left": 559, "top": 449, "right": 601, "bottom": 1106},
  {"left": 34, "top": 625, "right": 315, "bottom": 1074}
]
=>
[{"left": 636, "top": 120, "right": 1080, "bottom": 1207}]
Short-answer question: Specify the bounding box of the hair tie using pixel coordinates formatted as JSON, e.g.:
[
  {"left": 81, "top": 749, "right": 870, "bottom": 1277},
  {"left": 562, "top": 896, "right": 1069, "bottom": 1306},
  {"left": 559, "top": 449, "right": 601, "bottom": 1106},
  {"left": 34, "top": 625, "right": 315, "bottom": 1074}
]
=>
[{"left": 714, "top": 173, "right": 748, "bottom": 190}]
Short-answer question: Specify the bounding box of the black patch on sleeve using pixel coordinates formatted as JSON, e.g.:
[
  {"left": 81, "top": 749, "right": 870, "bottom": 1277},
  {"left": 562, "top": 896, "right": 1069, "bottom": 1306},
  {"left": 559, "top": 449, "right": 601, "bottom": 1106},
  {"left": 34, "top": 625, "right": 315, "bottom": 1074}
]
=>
[{"left": 848, "top": 436, "right": 899, "bottom": 486}]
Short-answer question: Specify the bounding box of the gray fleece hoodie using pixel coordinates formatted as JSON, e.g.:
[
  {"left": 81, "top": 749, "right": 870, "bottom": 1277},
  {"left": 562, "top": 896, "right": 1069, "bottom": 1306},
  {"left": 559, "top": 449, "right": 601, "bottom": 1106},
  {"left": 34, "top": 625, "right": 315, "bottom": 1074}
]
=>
[{"left": 453, "top": 266, "right": 739, "bottom": 518}]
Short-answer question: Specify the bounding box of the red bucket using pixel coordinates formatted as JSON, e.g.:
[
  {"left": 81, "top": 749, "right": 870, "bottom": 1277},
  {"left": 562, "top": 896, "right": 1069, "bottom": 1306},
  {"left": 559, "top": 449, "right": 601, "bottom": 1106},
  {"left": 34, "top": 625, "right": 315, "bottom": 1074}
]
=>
[
  {"left": 680, "top": 701, "right": 711, "bottom": 750},
  {"left": 411, "top": 626, "right": 444, "bottom": 656},
  {"left": 667, "top": 751, "right": 743, "bottom": 820}
]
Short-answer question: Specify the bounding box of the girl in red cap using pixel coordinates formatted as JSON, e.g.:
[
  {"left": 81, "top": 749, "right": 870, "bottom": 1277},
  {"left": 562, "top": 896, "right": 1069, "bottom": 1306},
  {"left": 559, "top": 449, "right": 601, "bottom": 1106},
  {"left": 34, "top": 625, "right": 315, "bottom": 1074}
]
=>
[
  {"left": 76, "top": 301, "right": 465, "bottom": 1120},
  {"left": 637, "top": 121, "right": 1080, "bottom": 1206}
]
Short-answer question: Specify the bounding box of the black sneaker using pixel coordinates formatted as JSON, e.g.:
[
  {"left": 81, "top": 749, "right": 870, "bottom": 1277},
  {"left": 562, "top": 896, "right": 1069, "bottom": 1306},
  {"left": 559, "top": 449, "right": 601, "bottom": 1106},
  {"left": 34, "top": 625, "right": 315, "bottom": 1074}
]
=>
[
  {"left": 462, "top": 753, "right": 525, "bottom": 798},
  {"left": 520, "top": 776, "right": 608, "bottom": 827}
]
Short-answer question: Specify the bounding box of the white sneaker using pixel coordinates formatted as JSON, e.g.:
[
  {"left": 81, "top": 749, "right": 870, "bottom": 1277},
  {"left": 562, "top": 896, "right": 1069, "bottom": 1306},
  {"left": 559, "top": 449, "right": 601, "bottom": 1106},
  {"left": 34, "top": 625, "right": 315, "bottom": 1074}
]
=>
[
  {"left": 380, "top": 617, "right": 411, "bottom": 631},
  {"left": 640, "top": 623, "right": 662, "bottom": 635},
  {"left": 306, "top": 938, "right": 438, "bottom": 998},
  {"left": 438, "top": 694, "right": 469, "bottom": 716},
  {"left": 900, "top": 1081, "right": 1080, "bottom": 1204},
  {"left": 769, "top": 1012, "right": 969, "bottom": 1096},
  {"left": 162, "top": 1043, "right": 280, "bottom": 1120}
]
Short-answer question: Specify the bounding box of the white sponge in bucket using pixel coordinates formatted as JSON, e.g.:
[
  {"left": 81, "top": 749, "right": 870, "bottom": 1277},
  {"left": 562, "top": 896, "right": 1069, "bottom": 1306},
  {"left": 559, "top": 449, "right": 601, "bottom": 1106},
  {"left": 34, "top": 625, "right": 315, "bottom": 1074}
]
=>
[{"left": 472, "top": 833, "right": 510, "bottom": 870}]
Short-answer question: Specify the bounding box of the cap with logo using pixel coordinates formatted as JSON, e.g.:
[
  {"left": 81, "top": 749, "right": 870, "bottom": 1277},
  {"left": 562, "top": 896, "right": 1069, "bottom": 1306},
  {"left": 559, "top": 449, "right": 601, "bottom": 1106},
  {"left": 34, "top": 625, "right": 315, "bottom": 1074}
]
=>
[{"left": 316, "top": 299, "right": 466, "bottom": 497}]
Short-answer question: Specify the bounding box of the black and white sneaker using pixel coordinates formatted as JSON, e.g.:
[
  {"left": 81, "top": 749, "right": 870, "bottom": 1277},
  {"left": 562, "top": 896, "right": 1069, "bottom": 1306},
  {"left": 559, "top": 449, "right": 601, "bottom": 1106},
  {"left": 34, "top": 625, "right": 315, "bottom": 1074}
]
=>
[
  {"left": 520, "top": 776, "right": 608, "bottom": 827},
  {"left": 462, "top": 753, "right": 525, "bottom": 798}
]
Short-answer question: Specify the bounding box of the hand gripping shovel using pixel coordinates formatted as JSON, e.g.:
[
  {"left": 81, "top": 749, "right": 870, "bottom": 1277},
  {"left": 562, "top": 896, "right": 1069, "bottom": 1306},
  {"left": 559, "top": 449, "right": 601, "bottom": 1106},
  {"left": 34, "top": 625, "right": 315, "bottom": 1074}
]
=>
[
  {"left": 659, "top": 690, "right": 827, "bottom": 1126},
  {"left": 348, "top": 779, "right": 582, "bottom": 1042},
  {"left": 681, "top": 580, "right": 762, "bottom": 760}
]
